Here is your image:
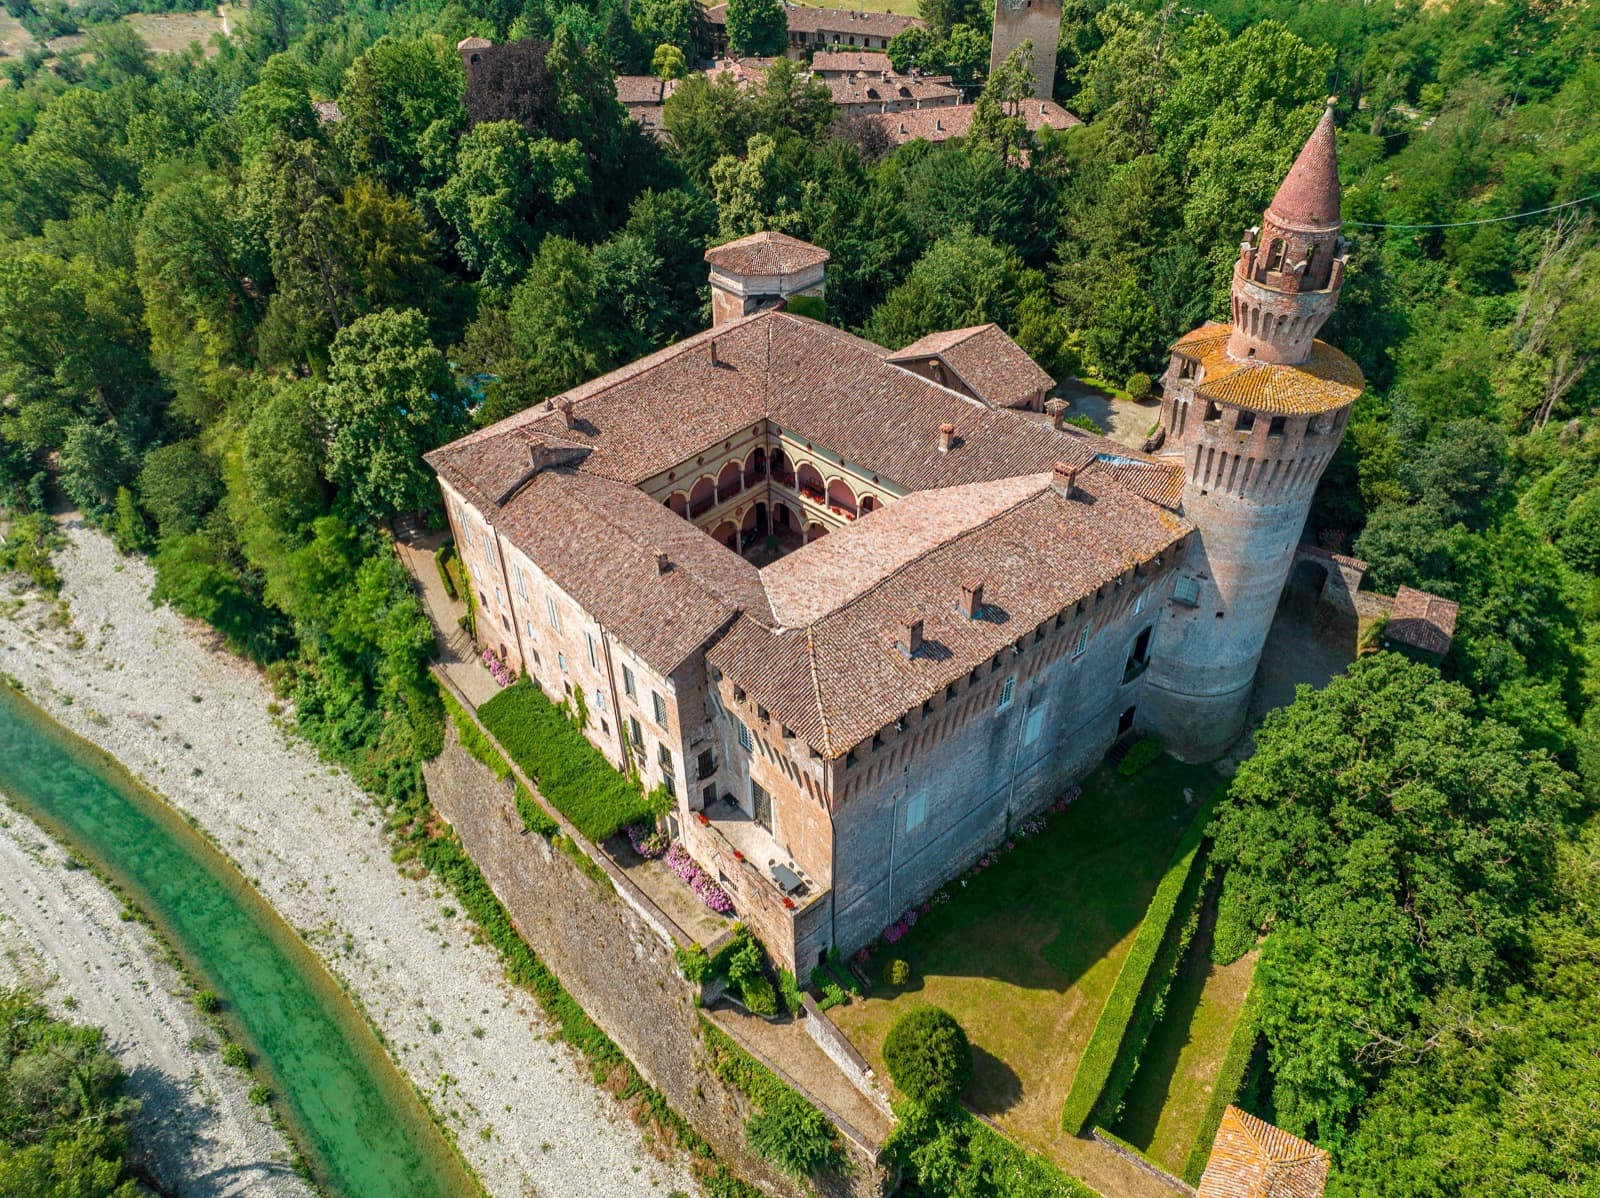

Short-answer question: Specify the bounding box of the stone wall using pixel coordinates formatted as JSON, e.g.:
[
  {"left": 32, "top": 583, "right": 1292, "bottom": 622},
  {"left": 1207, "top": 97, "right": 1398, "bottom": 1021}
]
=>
[{"left": 423, "top": 738, "right": 885, "bottom": 1198}]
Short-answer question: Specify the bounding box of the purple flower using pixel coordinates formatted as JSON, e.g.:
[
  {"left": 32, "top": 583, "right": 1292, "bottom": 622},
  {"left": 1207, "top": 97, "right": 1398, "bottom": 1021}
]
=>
[
  {"left": 903, "top": 909, "right": 919, "bottom": 928},
  {"left": 920, "top": 901, "right": 932, "bottom": 915}
]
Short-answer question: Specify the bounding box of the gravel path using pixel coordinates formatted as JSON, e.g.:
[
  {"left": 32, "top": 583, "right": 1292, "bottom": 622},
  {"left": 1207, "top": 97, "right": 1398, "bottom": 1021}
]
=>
[
  {"left": 0, "top": 803, "right": 312, "bottom": 1198},
  {"left": 0, "top": 523, "right": 699, "bottom": 1198}
]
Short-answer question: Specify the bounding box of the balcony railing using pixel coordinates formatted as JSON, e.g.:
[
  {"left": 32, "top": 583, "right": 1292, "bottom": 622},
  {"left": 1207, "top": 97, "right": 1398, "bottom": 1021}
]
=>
[{"left": 688, "top": 494, "right": 715, "bottom": 518}]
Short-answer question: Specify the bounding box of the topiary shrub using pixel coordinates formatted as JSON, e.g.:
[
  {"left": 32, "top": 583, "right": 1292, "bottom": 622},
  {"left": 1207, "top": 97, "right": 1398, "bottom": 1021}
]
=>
[
  {"left": 1125, "top": 371, "right": 1153, "bottom": 399},
  {"left": 887, "top": 958, "right": 911, "bottom": 988},
  {"left": 1117, "top": 735, "right": 1163, "bottom": 776},
  {"left": 883, "top": 1005, "right": 972, "bottom": 1107}
]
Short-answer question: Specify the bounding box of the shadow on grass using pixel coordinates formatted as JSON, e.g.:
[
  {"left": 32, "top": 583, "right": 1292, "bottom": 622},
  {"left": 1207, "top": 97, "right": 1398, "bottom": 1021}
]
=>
[{"left": 970, "top": 1043, "right": 1024, "bottom": 1114}]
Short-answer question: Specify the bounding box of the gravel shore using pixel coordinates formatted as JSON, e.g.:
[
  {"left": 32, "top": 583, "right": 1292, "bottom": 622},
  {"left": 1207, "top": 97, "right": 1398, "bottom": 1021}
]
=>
[
  {"left": 0, "top": 802, "right": 313, "bottom": 1198},
  {"left": 0, "top": 523, "right": 699, "bottom": 1198}
]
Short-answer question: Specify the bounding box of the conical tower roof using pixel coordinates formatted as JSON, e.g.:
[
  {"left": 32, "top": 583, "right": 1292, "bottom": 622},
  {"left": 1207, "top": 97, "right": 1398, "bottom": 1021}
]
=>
[{"left": 1266, "top": 99, "right": 1341, "bottom": 229}]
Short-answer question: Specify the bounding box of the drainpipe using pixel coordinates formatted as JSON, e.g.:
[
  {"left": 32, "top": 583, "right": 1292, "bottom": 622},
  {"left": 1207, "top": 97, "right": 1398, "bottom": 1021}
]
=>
[
  {"left": 596, "top": 625, "right": 632, "bottom": 775},
  {"left": 1003, "top": 681, "right": 1035, "bottom": 825}
]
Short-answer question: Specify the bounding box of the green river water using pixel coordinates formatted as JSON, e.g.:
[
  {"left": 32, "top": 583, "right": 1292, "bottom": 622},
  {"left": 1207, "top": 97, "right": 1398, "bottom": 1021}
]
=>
[{"left": 0, "top": 683, "right": 480, "bottom": 1198}]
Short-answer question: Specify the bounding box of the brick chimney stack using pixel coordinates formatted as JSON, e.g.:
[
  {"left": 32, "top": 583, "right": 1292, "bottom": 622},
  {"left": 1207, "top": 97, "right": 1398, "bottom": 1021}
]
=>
[
  {"left": 959, "top": 578, "right": 984, "bottom": 619},
  {"left": 655, "top": 549, "right": 670, "bottom": 574},
  {"left": 1052, "top": 461, "right": 1080, "bottom": 498},
  {"left": 896, "top": 614, "right": 924, "bottom": 658},
  {"left": 1045, "top": 398, "right": 1068, "bottom": 430},
  {"left": 938, "top": 423, "right": 956, "bottom": 453},
  {"left": 555, "top": 397, "right": 575, "bottom": 428}
]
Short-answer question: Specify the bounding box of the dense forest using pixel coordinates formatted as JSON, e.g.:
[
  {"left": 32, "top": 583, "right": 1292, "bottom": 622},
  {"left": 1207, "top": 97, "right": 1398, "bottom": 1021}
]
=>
[{"left": 0, "top": 0, "right": 1595, "bottom": 1193}]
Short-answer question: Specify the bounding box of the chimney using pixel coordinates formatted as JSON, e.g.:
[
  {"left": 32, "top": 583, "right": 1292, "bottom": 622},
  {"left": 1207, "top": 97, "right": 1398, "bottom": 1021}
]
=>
[
  {"left": 1045, "top": 397, "right": 1068, "bottom": 430},
  {"left": 938, "top": 422, "right": 956, "bottom": 453},
  {"left": 1052, "top": 461, "right": 1080, "bottom": 498},
  {"left": 708, "top": 338, "right": 720, "bottom": 367},
  {"left": 959, "top": 578, "right": 984, "bottom": 620},
  {"left": 555, "top": 397, "right": 575, "bottom": 428},
  {"left": 654, "top": 549, "right": 670, "bottom": 574},
  {"left": 896, "top": 614, "right": 924, "bottom": 658}
]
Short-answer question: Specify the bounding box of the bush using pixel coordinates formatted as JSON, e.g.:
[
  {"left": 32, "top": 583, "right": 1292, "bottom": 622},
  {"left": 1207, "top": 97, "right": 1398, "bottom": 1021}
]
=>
[
  {"left": 194, "top": 988, "right": 221, "bottom": 1014},
  {"left": 1117, "top": 735, "right": 1163, "bottom": 777},
  {"left": 745, "top": 1092, "right": 839, "bottom": 1179},
  {"left": 1125, "top": 371, "right": 1153, "bottom": 399},
  {"left": 221, "top": 1041, "right": 249, "bottom": 1068},
  {"left": 1060, "top": 791, "right": 1217, "bottom": 1134},
  {"left": 891, "top": 1102, "right": 1095, "bottom": 1197},
  {"left": 676, "top": 944, "right": 712, "bottom": 984},
  {"left": 478, "top": 679, "right": 654, "bottom": 840},
  {"left": 1066, "top": 413, "right": 1103, "bottom": 434},
  {"left": 779, "top": 968, "right": 804, "bottom": 1016},
  {"left": 248, "top": 1083, "right": 271, "bottom": 1105},
  {"left": 887, "top": 958, "right": 911, "bottom": 988},
  {"left": 883, "top": 1005, "right": 972, "bottom": 1108},
  {"left": 515, "top": 783, "right": 559, "bottom": 838},
  {"left": 741, "top": 976, "right": 778, "bottom": 1017}
]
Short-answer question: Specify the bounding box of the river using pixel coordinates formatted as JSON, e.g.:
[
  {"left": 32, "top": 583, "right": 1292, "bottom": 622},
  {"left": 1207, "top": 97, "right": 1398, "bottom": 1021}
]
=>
[{"left": 0, "top": 682, "right": 480, "bottom": 1198}]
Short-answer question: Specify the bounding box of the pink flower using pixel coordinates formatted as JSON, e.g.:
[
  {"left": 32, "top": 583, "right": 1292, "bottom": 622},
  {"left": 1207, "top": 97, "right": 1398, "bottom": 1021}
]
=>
[{"left": 920, "top": 902, "right": 932, "bottom": 915}]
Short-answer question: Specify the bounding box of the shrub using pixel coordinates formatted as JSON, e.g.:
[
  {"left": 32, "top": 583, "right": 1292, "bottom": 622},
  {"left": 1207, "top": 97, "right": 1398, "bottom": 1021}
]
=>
[
  {"left": 1125, "top": 371, "right": 1153, "bottom": 399},
  {"left": 741, "top": 976, "right": 778, "bottom": 1017},
  {"left": 1117, "top": 735, "right": 1163, "bottom": 777},
  {"left": 248, "top": 1084, "right": 271, "bottom": 1105},
  {"left": 1060, "top": 791, "right": 1217, "bottom": 1134},
  {"left": 887, "top": 958, "right": 911, "bottom": 988},
  {"left": 883, "top": 1005, "right": 972, "bottom": 1107},
  {"left": 676, "top": 944, "right": 712, "bottom": 984},
  {"left": 1066, "top": 413, "right": 1103, "bottom": 434},
  {"left": 514, "top": 783, "right": 559, "bottom": 838},
  {"left": 194, "top": 988, "right": 221, "bottom": 1014},
  {"left": 778, "top": 968, "right": 804, "bottom": 1016},
  {"left": 478, "top": 679, "right": 654, "bottom": 840},
  {"left": 221, "top": 1041, "right": 249, "bottom": 1068},
  {"left": 745, "top": 1092, "right": 838, "bottom": 1179}
]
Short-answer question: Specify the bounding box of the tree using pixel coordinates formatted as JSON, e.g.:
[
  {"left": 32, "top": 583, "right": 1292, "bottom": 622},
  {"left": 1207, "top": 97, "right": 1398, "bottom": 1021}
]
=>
[
  {"left": 1210, "top": 653, "right": 1578, "bottom": 1139},
  {"left": 57, "top": 421, "right": 133, "bottom": 518},
  {"left": 883, "top": 1005, "right": 973, "bottom": 1108},
  {"left": 652, "top": 43, "right": 686, "bottom": 80},
  {"left": 918, "top": 0, "right": 987, "bottom": 40},
  {"left": 887, "top": 26, "right": 932, "bottom": 74},
  {"left": 240, "top": 381, "right": 328, "bottom": 537},
  {"left": 711, "top": 133, "right": 805, "bottom": 239},
  {"left": 968, "top": 41, "right": 1037, "bottom": 162},
  {"left": 335, "top": 34, "right": 467, "bottom": 192},
  {"left": 631, "top": 0, "right": 706, "bottom": 62},
  {"left": 138, "top": 439, "right": 222, "bottom": 540},
  {"left": 232, "top": 52, "right": 317, "bottom": 157},
  {"left": 724, "top": 0, "right": 785, "bottom": 57},
  {"left": 316, "top": 309, "right": 462, "bottom": 524}
]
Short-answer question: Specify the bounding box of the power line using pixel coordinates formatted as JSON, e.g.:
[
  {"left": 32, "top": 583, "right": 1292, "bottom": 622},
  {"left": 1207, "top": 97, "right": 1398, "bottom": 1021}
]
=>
[{"left": 1345, "top": 192, "right": 1600, "bottom": 230}]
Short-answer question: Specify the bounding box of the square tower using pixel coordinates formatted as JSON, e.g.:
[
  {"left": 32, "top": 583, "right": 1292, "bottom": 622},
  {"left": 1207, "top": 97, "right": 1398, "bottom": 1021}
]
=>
[{"left": 990, "top": 0, "right": 1061, "bottom": 101}]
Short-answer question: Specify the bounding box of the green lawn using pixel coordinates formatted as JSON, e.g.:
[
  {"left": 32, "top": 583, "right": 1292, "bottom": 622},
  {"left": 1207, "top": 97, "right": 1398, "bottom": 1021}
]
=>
[
  {"left": 831, "top": 756, "right": 1219, "bottom": 1166},
  {"left": 1111, "top": 890, "right": 1257, "bottom": 1173}
]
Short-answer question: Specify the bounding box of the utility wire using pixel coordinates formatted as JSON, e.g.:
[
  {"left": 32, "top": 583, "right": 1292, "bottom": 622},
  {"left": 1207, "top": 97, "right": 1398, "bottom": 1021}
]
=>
[{"left": 1345, "top": 192, "right": 1600, "bottom": 230}]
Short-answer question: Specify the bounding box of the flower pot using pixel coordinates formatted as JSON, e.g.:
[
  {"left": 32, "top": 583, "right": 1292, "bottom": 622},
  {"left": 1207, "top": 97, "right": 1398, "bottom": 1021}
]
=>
[
  {"left": 696, "top": 812, "right": 709, "bottom": 826},
  {"left": 733, "top": 850, "right": 744, "bottom": 861}
]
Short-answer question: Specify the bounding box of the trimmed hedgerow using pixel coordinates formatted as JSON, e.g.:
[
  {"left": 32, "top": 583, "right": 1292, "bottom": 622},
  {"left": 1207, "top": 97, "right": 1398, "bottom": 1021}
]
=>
[
  {"left": 1061, "top": 790, "right": 1219, "bottom": 1134},
  {"left": 477, "top": 679, "right": 655, "bottom": 841},
  {"left": 1183, "top": 971, "right": 1265, "bottom": 1185},
  {"left": 703, "top": 1020, "right": 844, "bottom": 1181},
  {"left": 434, "top": 543, "right": 459, "bottom": 599}
]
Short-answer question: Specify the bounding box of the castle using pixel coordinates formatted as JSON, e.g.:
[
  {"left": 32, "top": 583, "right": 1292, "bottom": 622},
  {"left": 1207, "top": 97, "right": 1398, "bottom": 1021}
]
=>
[{"left": 425, "top": 106, "right": 1359, "bottom": 972}]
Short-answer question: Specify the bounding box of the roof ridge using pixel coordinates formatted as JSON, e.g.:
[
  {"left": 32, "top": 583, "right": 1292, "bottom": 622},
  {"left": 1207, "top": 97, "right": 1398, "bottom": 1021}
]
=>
[{"left": 804, "top": 626, "right": 832, "bottom": 758}]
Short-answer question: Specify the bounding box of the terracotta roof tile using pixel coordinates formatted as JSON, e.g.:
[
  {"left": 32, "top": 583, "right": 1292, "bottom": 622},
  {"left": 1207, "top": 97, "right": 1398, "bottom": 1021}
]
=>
[
  {"left": 703, "top": 4, "right": 921, "bottom": 39},
  {"left": 889, "top": 324, "right": 1053, "bottom": 408},
  {"left": 810, "top": 50, "right": 893, "bottom": 73},
  {"left": 1172, "top": 323, "right": 1362, "bottom": 416},
  {"left": 874, "top": 99, "right": 1081, "bottom": 145},
  {"left": 825, "top": 74, "right": 960, "bottom": 107},
  {"left": 705, "top": 231, "right": 832, "bottom": 277},
  {"left": 1269, "top": 101, "right": 1341, "bottom": 230},
  {"left": 1198, "top": 1107, "right": 1329, "bottom": 1198},
  {"left": 1386, "top": 586, "right": 1458, "bottom": 655}
]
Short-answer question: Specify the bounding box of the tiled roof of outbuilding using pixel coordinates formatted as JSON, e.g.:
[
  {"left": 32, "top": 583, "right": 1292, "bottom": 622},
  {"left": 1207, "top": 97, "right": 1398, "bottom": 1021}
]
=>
[
  {"left": 704, "top": 231, "right": 832, "bottom": 276},
  {"left": 874, "top": 99, "right": 1081, "bottom": 145},
  {"left": 1197, "top": 1107, "right": 1329, "bottom": 1198},
  {"left": 810, "top": 50, "right": 893, "bottom": 73},
  {"left": 1385, "top": 586, "right": 1458, "bottom": 655},
  {"left": 889, "top": 324, "right": 1054, "bottom": 408},
  {"left": 1172, "top": 323, "right": 1363, "bottom": 416}
]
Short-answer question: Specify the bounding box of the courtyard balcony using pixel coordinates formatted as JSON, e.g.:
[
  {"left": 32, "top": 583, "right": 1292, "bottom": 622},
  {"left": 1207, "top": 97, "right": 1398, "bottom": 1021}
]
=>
[{"left": 695, "top": 792, "right": 821, "bottom": 905}]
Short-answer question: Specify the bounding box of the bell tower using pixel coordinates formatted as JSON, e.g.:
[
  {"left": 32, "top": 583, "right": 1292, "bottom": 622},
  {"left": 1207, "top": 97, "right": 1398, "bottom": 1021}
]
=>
[
  {"left": 1142, "top": 101, "right": 1364, "bottom": 761},
  {"left": 990, "top": 0, "right": 1061, "bottom": 102}
]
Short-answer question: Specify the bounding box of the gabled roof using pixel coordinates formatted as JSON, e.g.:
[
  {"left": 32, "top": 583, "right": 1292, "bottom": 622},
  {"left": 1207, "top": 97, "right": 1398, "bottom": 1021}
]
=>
[
  {"left": 873, "top": 99, "right": 1082, "bottom": 146},
  {"left": 1171, "top": 323, "right": 1363, "bottom": 416},
  {"left": 704, "top": 231, "right": 832, "bottom": 277},
  {"left": 1386, "top": 586, "right": 1459, "bottom": 656},
  {"left": 1198, "top": 1107, "right": 1328, "bottom": 1198},
  {"left": 1268, "top": 100, "right": 1341, "bottom": 230},
  {"left": 810, "top": 50, "right": 892, "bottom": 73},
  {"left": 889, "top": 324, "right": 1054, "bottom": 408}
]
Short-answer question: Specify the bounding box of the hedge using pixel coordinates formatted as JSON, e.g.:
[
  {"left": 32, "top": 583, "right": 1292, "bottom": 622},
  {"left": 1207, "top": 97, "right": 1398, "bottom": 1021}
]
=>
[
  {"left": 1117, "top": 734, "right": 1164, "bottom": 777},
  {"left": 434, "top": 543, "right": 458, "bottom": 599},
  {"left": 1060, "top": 790, "right": 1220, "bottom": 1134},
  {"left": 477, "top": 678, "right": 655, "bottom": 841},
  {"left": 1183, "top": 970, "right": 1265, "bottom": 1185},
  {"left": 890, "top": 1104, "right": 1098, "bottom": 1198}
]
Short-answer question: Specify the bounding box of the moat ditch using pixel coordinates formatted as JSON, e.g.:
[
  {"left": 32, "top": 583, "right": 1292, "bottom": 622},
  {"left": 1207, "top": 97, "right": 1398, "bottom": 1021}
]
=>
[{"left": 0, "top": 683, "right": 480, "bottom": 1198}]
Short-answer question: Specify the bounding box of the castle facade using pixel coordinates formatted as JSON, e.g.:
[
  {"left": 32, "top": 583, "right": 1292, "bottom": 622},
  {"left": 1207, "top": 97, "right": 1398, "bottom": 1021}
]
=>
[{"left": 425, "top": 108, "right": 1359, "bottom": 971}]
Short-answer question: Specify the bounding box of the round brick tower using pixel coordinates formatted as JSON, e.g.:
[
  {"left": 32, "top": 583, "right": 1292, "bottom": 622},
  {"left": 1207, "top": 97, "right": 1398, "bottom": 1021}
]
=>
[{"left": 1142, "top": 101, "right": 1365, "bottom": 760}]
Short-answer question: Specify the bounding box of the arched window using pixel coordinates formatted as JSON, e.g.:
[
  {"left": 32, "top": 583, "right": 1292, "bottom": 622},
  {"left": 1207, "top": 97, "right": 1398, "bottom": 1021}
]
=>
[
  {"left": 805, "top": 522, "right": 827, "bottom": 543},
  {"left": 826, "top": 478, "right": 857, "bottom": 516},
  {"left": 770, "top": 447, "right": 794, "bottom": 487},
  {"left": 748, "top": 447, "right": 767, "bottom": 484},
  {"left": 688, "top": 477, "right": 715, "bottom": 517},
  {"left": 712, "top": 520, "right": 738, "bottom": 550},
  {"left": 716, "top": 461, "right": 743, "bottom": 502},
  {"left": 667, "top": 492, "right": 688, "bottom": 517},
  {"left": 1303, "top": 243, "right": 1318, "bottom": 276},
  {"left": 859, "top": 495, "right": 878, "bottom": 515},
  {"left": 1265, "top": 238, "right": 1285, "bottom": 271}
]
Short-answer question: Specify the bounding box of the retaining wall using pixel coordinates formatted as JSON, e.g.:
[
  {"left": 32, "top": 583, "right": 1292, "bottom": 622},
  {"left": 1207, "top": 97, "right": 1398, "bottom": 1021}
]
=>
[{"left": 422, "top": 736, "right": 886, "bottom": 1198}]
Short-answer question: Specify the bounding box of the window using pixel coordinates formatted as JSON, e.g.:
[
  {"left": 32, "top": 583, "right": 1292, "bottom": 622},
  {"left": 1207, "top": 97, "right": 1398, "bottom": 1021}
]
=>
[
  {"left": 514, "top": 567, "right": 528, "bottom": 601},
  {"left": 737, "top": 719, "right": 753, "bottom": 751},
  {"left": 586, "top": 633, "right": 599, "bottom": 671},
  {"left": 628, "top": 716, "right": 643, "bottom": 747},
  {"left": 652, "top": 691, "right": 668, "bottom": 726},
  {"left": 997, "top": 676, "right": 1015, "bottom": 710},
  {"left": 1024, "top": 704, "right": 1047, "bottom": 746},
  {"left": 662, "top": 772, "right": 675, "bottom": 798},
  {"left": 1173, "top": 577, "right": 1201, "bottom": 607},
  {"left": 622, "top": 665, "right": 636, "bottom": 700},
  {"left": 557, "top": 652, "right": 568, "bottom": 673},
  {"left": 526, "top": 620, "right": 537, "bottom": 640},
  {"left": 1265, "top": 238, "right": 1285, "bottom": 270},
  {"left": 594, "top": 687, "right": 606, "bottom": 713},
  {"left": 1269, "top": 416, "right": 1287, "bottom": 437},
  {"left": 484, "top": 536, "right": 496, "bottom": 568},
  {"left": 1133, "top": 590, "right": 1147, "bottom": 617},
  {"left": 696, "top": 749, "right": 716, "bottom": 781},
  {"left": 904, "top": 792, "right": 926, "bottom": 833},
  {"left": 1073, "top": 628, "right": 1090, "bottom": 657},
  {"left": 658, "top": 744, "right": 673, "bottom": 773},
  {"left": 494, "top": 587, "right": 505, "bottom": 610},
  {"left": 1235, "top": 410, "right": 1256, "bottom": 432},
  {"left": 546, "top": 595, "right": 560, "bottom": 631}
]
